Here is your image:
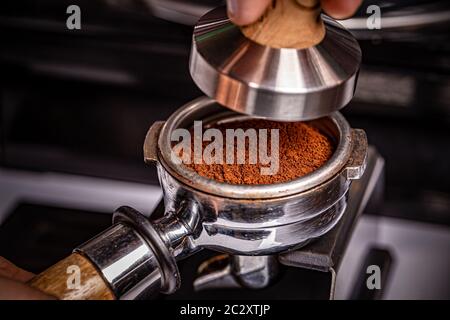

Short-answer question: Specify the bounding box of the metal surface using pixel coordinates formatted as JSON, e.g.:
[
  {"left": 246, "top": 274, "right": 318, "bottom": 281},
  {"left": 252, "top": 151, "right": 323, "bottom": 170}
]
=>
[
  {"left": 76, "top": 206, "right": 182, "bottom": 299},
  {"left": 189, "top": 7, "right": 361, "bottom": 121},
  {"left": 145, "top": 0, "right": 214, "bottom": 25},
  {"left": 193, "top": 255, "right": 279, "bottom": 291},
  {"left": 279, "top": 147, "right": 384, "bottom": 272},
  {"left": 154, "top": 97, "right": 365, "bottom": 199},
  {"left": 113, "top": 206, "right": 181, "bottom": 294},
  {"left": 76, "top": 222, "right": 163, "bottom": 299},
  {"left": 143, "top": 96, "right": 368, "bottom": 255}
]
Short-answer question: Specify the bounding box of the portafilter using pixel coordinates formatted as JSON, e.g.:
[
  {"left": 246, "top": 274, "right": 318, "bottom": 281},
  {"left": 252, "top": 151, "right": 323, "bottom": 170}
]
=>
[{"left": 27, "top": 97, "right": 367, "bottom": 300}]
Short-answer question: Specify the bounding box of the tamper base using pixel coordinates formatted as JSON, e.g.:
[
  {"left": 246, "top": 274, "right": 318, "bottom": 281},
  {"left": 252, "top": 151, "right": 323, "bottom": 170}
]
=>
[{"left": 189, "top": 7, "right": 361, "bottom": 121}]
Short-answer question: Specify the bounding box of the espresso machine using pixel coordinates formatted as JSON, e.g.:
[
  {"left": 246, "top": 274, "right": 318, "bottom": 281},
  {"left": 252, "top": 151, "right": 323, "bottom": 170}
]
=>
[{"left": 0, "top": 0, "right": 448, "bottom": 300}]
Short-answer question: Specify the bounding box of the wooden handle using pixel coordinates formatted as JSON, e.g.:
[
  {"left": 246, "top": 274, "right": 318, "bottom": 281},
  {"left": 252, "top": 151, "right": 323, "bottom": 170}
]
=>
[
  {"left": 28, "top": 253, "right": 115, "bottom": 300},
  {"left": 241, "top": 0, "right": 325, "bottom": 49}
]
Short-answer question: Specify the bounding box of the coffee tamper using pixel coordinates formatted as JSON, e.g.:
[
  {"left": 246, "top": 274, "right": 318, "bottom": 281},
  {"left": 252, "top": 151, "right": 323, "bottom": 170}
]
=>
[
  {"left": 27, "top": 1, "right": 367, "bottom": 299},
  {"left": 189, "top": 0, "right": 361, "bottom": 121}
]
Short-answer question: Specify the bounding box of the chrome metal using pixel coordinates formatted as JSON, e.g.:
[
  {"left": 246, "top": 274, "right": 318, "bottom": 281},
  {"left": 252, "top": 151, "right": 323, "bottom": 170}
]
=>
[
  {"left": 189, "top": 7, "right": 361, "bottom": 121},
  {"left": 145, "top": 0, "right": 212, "bottom": 25},
  {"left": 143, "top": 96, "right": 368, "bottom": 255},
  {"left": 345, "top": 129, "right": 368, "bottom": 180},
  {"left": 153, "top": 200, "right": 201, "bottom": 254},
  {"left": 76, "top": 222, "right": 163, "bottom": 299},
  {"left": 113, "top": 206, "right": 181, "bottom": 294},
  {"left": 156, "top": 97, "right": 363, "bottom": 199},
  {"left": 158, "top": 169, "right": 348, "bottom": 254},
  {"left": 144, "top": 121, "right": 164, "bottom": 164},
  {"left": 76, "top": 206, "right": 183, "bottom": 299},
  {"left": 194, "top": 255, "right": 279, "bottom": 291}
]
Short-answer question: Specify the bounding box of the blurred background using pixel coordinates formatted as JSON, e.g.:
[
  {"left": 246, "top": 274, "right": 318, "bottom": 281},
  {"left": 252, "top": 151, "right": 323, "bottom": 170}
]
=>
[{"left": 0, "top": 0, "right": 449, "bottom": 299}]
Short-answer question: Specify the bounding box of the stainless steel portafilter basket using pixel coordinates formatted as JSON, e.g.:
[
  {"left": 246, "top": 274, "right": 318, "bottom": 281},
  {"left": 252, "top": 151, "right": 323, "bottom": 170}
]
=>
[
  {"left": 189, "top": 7, "right": 362, "bottom": 121},
  {"left": 143, "top": 96, "right": 367, "bottom": 256}
]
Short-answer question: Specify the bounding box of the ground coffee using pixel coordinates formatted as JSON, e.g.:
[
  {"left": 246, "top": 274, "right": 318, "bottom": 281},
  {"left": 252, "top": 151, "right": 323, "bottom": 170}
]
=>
[{"left": 183, "top": 119, "right": 334, "bottom": 185}]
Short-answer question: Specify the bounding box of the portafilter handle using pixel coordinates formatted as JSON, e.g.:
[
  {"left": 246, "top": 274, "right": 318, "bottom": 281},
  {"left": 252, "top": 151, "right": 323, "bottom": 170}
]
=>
[{"left": 28, "top": 206, "right": 188, "bottom": 300}]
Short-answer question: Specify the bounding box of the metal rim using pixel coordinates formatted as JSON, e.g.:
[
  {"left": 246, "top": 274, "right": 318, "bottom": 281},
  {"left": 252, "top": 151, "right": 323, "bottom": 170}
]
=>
[{"left": 157, "top": 97, "right": 353, "bottom": 199}]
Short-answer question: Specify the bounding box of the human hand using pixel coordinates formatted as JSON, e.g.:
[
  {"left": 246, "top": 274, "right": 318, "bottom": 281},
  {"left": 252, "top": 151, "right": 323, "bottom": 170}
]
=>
[
  {"left": 0, "top": 256, "right": 54, "bottom": 300},
  {"left": 227, "top": 0, "right": 363, "bottom": 26}
]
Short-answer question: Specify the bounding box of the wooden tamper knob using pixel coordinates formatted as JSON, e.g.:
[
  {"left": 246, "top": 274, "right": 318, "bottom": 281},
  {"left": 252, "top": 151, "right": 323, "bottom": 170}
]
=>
[{"left": 242, "top": 0, "right": 325, "bottom": 49}]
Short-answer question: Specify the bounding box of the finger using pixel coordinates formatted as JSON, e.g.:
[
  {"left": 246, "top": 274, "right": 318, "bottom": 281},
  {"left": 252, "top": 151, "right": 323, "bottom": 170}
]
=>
[
  {"left": 0, "top": 277, "right": 55, "bottom": 300},
  {"left": 227, "top": 0, "right": 272, "bottom": 26},
  {"left": 0, "top": 256, "right": 35, "bottom": 282},
  {"left": 321, "top": 0, "right": 362, "bottom": 19}
]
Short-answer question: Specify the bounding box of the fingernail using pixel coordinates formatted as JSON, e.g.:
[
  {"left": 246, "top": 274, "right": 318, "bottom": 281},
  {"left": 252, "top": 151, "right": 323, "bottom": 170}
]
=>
[{"left": 227, "top": 0, "right": 238, "bottom": 18}]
